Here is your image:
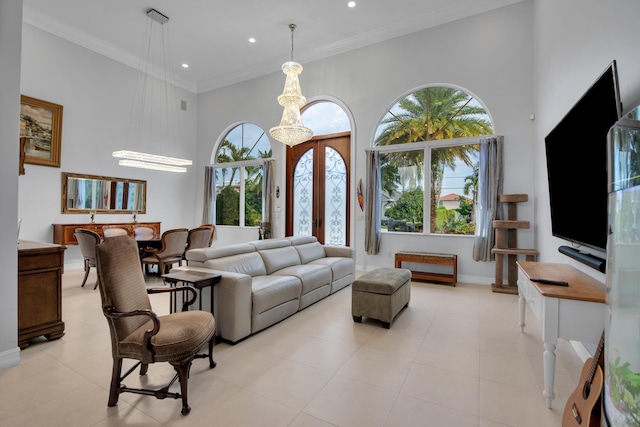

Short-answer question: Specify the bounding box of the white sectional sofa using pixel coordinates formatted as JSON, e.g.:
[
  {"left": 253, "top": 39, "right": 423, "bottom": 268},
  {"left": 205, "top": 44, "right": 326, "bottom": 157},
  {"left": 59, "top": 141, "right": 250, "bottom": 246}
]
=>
[{"left": 175, "top": 236, "right": 355, "bottom": 343}]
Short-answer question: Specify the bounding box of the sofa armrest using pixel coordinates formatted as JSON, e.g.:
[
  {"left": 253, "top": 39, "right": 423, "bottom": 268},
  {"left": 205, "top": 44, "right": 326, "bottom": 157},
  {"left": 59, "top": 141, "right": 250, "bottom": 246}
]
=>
[
  {"left": 170, "top": 266, "right": 253, "bottom": 343},
  {"left": 323, "top": 245, "right": 356, "bottom": 260}
]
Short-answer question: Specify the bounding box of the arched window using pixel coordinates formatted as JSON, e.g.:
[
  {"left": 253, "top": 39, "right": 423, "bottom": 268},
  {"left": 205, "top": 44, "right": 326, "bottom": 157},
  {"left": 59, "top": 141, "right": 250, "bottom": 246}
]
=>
[
  {"left": 374, "top": 86, "right": 493, "bottom": 235},
  {"left": 213, "top": 123, "right": 271, "bottom": 227}
]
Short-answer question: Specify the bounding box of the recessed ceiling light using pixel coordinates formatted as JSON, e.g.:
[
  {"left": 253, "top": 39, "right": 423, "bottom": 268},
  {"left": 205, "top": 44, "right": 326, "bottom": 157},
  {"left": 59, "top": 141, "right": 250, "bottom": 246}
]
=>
[
  {"left": 249, "top": 37, "right": 256, "bottom": 43},
  {"left": 181, "top": 63, "right": 189, "bottom": 68},
  {"left": 348, "top": 1, "right": 356, "bottom": 8}
]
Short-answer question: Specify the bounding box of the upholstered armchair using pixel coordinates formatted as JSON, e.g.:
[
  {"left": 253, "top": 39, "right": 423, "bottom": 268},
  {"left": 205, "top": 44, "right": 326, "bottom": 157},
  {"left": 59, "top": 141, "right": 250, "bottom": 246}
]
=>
[
  {"left": 74, "top": 228, "right": 101, "bottom": 289},
  {"left": 95, "top": 235, "right": 216, "bottom": 415},
  {"left": 140, "top": 228, "right": 189, "bottom": 275}
]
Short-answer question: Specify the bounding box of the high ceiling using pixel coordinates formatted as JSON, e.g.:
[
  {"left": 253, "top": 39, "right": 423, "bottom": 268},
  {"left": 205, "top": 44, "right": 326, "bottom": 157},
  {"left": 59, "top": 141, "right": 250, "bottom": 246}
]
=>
[{"left": 22, "top": 0, "right": 522, "bottom": 94}]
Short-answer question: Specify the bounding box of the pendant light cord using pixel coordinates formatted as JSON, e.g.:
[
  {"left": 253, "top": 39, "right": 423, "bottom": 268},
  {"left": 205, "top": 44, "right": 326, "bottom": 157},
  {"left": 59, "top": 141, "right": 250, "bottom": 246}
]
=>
[{"left": 289, "top": 23, "right": 296, "bottom": 61}]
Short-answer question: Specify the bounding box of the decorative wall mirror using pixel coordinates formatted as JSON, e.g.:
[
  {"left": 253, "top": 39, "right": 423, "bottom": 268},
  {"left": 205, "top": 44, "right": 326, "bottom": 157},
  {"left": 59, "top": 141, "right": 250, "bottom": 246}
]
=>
[{"left": 61, "top": 172, "right": 146, "bottom": 214}]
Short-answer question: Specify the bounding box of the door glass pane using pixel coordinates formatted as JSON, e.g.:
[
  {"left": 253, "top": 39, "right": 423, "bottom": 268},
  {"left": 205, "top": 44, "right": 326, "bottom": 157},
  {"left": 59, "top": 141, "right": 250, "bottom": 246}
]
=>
[
  {"left": 293, "top": 149, "right": 313, "bottom": 236},
  {"left": 325, "top": 147, "right": 346, "bottom": 245}
]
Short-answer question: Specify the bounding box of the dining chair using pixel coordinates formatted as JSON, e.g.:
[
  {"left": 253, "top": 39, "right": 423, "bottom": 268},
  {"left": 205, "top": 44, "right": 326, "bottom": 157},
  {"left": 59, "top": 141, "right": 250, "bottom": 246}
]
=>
[
  {"left": 183, "top": 225, "right": 215, "bottom": 265},
  {"left": 140, "top": 228, "right": 189, "bottom": 275},
  {"left": 201, "top": 223, "right": 217, "bottom": 246},
  {"left": 102, "top": 225, "right": 131, "bottom": 238},
  {"left": 74, "top": 228, "right": 101, "bottom": 289},
  {"left": 95, "top": 235, "right": 216, "bottom": 415},
  {"left": 133, "top": 224, "right": 157, "bottom": 240}
]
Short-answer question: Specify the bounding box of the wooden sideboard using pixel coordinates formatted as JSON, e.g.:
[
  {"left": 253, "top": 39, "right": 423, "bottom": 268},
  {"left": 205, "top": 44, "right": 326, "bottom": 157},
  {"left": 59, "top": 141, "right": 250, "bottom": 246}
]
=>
[
  {"left": 18, "top": 240, "right": 66, "bottom": 349},
  {"left": 52, "top": 222, "right": 161, "bottom": 245}
]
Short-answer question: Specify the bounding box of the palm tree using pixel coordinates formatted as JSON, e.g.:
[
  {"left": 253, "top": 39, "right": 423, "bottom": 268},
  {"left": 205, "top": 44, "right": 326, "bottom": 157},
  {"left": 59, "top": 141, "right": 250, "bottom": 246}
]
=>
[
  {"left": 375, "top": 87, "right": 492, "bottom": 232},
  {"left": 463, "top": 163, "right": 479, "bottom": 221}
]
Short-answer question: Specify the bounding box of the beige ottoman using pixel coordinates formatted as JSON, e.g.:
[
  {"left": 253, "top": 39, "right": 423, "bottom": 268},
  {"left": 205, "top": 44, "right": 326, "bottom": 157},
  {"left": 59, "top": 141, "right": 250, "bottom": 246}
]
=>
[{"left": 352, "top": 268, "right": 411, "bottom": 328}]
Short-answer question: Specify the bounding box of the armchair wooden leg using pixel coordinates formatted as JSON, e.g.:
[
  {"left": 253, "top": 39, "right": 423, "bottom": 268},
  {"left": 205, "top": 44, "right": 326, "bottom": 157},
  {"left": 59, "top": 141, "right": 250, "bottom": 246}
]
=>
[
  {"left": 208, "top": 335, "right": 216, "bottom": 369},
  {"left": 140, "top": 362, "right": 149, "bottom": 375},
  {"left": 108, "top": 358, "right": 123, "bottom": 407},
  {"left": 171, "top": 360, "right": 193, "bottom": 415},
  {"left": 81, "top": 264, "right": 90, "bottom": 287}
]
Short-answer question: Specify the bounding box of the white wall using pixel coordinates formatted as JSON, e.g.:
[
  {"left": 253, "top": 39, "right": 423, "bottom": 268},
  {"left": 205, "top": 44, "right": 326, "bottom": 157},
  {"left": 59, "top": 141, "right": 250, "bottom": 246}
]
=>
[
  {"left": 19, "top": 24, "right": 201, "bottom": 270},
  {"left": 196, "top": 1, "right": 535, "bottom": 284},
  {"left": 0, "top": 0, "right": 23, "bottom": 368},
  {"left": 533, "top": 0, "right": 640, "bottom": 283}
]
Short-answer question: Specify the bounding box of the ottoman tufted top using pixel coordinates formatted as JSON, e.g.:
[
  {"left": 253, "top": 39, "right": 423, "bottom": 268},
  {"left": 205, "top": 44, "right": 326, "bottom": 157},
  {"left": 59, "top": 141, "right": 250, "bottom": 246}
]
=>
[{"left": 352, "top": 268, "right": 411, "bottom": 295}]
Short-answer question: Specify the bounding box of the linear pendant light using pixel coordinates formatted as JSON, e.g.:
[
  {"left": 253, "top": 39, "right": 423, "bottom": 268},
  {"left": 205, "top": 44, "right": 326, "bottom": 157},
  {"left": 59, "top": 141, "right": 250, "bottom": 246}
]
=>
[{"left": 112, "top": 8, "right": 191, "bottom": 173}]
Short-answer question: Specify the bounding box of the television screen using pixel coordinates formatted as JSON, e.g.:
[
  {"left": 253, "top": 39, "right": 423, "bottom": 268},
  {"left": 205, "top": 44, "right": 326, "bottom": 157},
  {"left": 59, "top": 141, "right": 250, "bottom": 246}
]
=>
[{"left": 544, "top": 61, "right": 621, "bottom": 252}]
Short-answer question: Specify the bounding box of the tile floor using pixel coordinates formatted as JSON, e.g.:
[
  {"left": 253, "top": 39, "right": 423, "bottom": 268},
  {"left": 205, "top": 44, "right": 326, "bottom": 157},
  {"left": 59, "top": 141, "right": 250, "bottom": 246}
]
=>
[{"left": 0, "top": 268, "right": 586, "bottom": 426}]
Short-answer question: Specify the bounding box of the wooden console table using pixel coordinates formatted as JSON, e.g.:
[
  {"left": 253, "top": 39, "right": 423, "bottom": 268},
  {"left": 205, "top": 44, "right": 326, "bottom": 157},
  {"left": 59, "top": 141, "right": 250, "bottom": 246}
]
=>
[
  {"left": 516, "top": 261, "right": 606, "bottom": 408},
  {"left": 394, "top": 251, "right": 457, "bottom": 286},
  {"left": 18, "top": 240, "right": 66, "bottom": 349},
  {"left": 52, "top": 222, "right": 161, "bottom": 245}
]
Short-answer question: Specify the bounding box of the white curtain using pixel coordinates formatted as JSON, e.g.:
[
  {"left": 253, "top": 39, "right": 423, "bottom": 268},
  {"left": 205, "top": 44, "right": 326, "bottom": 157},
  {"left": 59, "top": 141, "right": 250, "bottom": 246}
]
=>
[
  {"left": 472, "top": 136, "right": 504, "bottom": 261},
  {"left": 202, "top": 166, "right": 215, "bottom": 225},
  {"left": 364, "top": 150, "right": 381, "bottom": 255}
]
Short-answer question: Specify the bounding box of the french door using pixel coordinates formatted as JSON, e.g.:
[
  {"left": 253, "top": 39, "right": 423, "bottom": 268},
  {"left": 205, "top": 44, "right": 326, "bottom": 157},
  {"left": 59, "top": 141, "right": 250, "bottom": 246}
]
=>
[{"left": 286, "top": 131, "right": 350, "bottom": 245}]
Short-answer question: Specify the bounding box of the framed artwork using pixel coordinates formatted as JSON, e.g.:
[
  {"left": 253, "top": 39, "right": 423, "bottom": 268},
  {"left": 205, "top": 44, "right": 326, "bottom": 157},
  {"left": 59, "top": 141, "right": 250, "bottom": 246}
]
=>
[{"left": 20, "top": 95, "right": 63, "bottom": 168}]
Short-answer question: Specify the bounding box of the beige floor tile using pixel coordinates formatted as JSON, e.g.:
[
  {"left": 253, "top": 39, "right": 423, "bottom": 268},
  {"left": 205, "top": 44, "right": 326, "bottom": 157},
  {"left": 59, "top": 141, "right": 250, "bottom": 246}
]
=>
[
  {"left": 385, "top": 394, "right": 479, "bottom": 427},
  {"left": 337, "top": 349, "right": 413, "bottom": 392},
  {"left": 246, "top": 359, "right": 333, "bottom": 410},
  {"left": 289, "top": 337, "right": 359, "bottom": 373},
  {"left": 303, "top": 375, "right": 398, "bottom": 427},
  {"left": 189, "top": 389, "right": 298, "bottom": 427},
  {"left": 479, "top": 378, "right": 563, "bottom": 427},
  {"left": 360, "top": 328, "right": 424, "bottom": 360},
  {"left": 400, "top": 363, "right": 480, "bottom": 416},
  {"left": 289, "top": 412, "right": 339, "bottom": 427}
]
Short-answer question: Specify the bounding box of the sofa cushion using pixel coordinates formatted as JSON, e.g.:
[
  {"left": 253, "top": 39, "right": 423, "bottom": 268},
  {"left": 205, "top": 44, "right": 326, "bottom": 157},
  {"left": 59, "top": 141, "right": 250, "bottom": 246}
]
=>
[
  {"left": 295, "top": 242, "right": 327, "bottom": 264},
  {"left": 251, "top": 275, "right": 301, "bottom": 316},
  {"left": 187, "top": 243, "right": 255, "bottom": 263},
  {"left": 259, "top": 246, "right": 301, "bottom": 274},
  {"left": 287, "top": 235, "right": 318, "bottom": 246},
  {"left": 205, "top": 252, "right": 266, "bottom": 277},
  {"left": 249, "top": 239, "right": 291, "bottom": 251},
  {"left": 309, "top": 257, "right": 353, "bottom": 282},
  {"left": 273, "top": 264, "right": 331, "bottom": 296}
]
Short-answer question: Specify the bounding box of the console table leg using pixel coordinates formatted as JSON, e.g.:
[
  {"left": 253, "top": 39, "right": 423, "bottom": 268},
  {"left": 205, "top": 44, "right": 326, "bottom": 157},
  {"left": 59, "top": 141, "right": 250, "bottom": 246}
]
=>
[
  {"left": 518, "top": 294, "right": 526, "bottom": 332},
  {"left": 542, "top": 342, "right": 557, "bottom": 408}
]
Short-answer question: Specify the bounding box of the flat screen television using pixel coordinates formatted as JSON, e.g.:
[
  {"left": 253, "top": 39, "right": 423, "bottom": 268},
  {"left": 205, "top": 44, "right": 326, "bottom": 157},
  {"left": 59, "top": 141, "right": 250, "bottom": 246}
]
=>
[{"left": 544, "top": 60, "right": 622, "bottom": 254}]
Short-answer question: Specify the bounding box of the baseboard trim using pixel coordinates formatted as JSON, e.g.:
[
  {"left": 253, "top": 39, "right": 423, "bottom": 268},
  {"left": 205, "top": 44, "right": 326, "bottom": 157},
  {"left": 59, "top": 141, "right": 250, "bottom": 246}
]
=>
[
  {"left": 0, "top": 347, "right": 21, "bottom": 370},
  {"left": 570, "top": 340, "right": 592, "bottom": 363}
]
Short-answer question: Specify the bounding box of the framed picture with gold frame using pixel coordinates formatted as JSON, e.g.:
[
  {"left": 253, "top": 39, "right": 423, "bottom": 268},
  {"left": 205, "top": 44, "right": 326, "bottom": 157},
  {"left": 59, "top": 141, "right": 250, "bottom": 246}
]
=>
[{"left": 19, "top": 95, "right": 63, "bottom": 168}]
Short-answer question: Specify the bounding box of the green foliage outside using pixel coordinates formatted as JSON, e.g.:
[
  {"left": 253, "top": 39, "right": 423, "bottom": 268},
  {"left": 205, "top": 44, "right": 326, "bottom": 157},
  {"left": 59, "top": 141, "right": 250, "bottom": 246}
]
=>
[
  {"left": 608, "top": 351, "right": 640, "bottom": 425},
  {"left": 384, "top": 188, "right": 423, "bottom": 227}
]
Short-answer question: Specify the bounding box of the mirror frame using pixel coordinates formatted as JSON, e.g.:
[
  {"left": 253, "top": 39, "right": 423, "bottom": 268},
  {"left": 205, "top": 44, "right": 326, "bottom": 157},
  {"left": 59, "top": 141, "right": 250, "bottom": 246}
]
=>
[{"left": 61, "top": 172, "right": 147, "bottom": 214}]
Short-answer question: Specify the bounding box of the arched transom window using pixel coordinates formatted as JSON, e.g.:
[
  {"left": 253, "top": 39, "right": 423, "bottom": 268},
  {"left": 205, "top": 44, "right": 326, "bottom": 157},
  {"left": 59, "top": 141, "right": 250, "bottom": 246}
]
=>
[{"left": 374, "top": 86, "right": 493, "bottom": 235}]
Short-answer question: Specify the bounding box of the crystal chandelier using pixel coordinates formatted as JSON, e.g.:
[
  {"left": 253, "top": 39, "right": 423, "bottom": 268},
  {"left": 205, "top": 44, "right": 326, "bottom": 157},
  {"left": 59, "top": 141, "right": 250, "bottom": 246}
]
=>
[
  {"left": 112, "top": 8, "right": 192, "bottom": 173},
  {"left": 269, "top": 24, "right": 313, "bottom": 147}
]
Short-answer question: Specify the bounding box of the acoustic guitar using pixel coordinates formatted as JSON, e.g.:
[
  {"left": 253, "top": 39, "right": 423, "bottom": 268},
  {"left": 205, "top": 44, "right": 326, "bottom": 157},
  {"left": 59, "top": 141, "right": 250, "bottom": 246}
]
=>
[{"left": 562, "top": 332, "right": 605, "bottom": 427}]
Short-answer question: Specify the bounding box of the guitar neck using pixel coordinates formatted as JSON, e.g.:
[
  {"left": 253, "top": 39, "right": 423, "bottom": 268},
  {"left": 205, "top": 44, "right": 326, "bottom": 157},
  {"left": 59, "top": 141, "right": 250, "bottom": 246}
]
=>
[{"left": 587, "top": 331, "right": 605, "bottom": 384}]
